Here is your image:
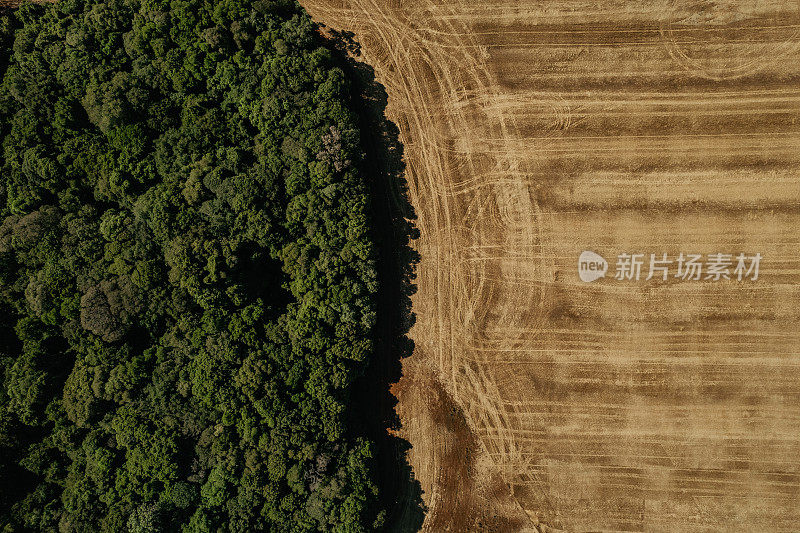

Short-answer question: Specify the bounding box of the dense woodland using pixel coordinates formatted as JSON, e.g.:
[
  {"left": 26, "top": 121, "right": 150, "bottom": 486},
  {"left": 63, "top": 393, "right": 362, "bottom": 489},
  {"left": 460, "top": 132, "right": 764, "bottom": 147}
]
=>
[{"left": 0, "top": 0, "right": 385, "bottom": 530}]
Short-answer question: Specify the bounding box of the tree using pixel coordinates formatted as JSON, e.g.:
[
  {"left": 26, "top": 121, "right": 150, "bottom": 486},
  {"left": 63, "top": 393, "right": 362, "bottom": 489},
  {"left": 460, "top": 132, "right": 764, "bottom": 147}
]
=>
[{"left": 80, "top": 284, "right": 126, "bottom": 343}]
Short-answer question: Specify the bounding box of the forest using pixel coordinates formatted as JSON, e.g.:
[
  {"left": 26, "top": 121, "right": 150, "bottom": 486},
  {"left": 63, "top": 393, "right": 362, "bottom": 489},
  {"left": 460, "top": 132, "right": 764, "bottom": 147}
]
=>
[{"left": 0, "top": 0, "right": 385, "bottom": 530}]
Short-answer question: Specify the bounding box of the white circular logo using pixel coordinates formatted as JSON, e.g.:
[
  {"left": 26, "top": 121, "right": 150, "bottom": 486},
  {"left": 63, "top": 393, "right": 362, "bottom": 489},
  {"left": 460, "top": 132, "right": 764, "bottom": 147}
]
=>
[{"left": 578, "top": 251, "right": 608, "bottom": 283}]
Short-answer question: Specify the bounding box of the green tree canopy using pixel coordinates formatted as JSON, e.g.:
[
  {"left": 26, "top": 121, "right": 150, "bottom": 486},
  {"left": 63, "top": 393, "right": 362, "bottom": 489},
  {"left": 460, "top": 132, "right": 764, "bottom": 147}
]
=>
[{"left": 0, "top": 0, "right": 382, "bottom": 530}]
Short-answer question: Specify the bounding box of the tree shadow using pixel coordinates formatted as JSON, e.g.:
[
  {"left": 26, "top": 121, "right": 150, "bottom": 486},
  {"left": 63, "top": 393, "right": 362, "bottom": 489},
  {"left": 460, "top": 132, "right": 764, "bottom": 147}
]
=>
[{"left": 320, "top": 26, "right": 426, "bottom": 533}]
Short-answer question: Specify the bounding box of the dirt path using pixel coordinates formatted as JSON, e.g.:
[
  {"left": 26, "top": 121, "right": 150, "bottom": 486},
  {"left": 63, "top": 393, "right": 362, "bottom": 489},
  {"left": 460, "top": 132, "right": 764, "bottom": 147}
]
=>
[{"left": 306, "top": 1, "right": 800, "bottom": 531}]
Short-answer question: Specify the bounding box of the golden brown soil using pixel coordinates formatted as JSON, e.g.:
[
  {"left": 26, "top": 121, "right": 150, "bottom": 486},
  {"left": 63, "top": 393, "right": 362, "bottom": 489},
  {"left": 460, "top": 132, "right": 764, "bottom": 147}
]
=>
[{"left": 306, "top": 0, "right": 800, "bottom": 531}]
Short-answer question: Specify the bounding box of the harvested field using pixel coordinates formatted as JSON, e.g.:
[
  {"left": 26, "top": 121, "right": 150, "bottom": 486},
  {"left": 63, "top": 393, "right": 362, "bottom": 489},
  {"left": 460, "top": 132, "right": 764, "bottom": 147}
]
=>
[{"left": 306, "top": 0, "right": 800, "bottom": 531}]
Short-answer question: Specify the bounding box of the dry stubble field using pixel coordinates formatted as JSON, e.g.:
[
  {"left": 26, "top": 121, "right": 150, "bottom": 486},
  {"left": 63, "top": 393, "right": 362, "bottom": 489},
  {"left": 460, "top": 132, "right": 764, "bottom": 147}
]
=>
[{"left": 305, "top": 1, "right": 800, "bottom": 531}]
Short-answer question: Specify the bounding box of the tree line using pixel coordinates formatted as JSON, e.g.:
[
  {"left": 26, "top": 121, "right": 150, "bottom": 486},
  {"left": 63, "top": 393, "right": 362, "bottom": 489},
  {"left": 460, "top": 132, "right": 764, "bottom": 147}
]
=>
[{"left": 0, "top": 0, "right": 384, "bottom": 530}]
